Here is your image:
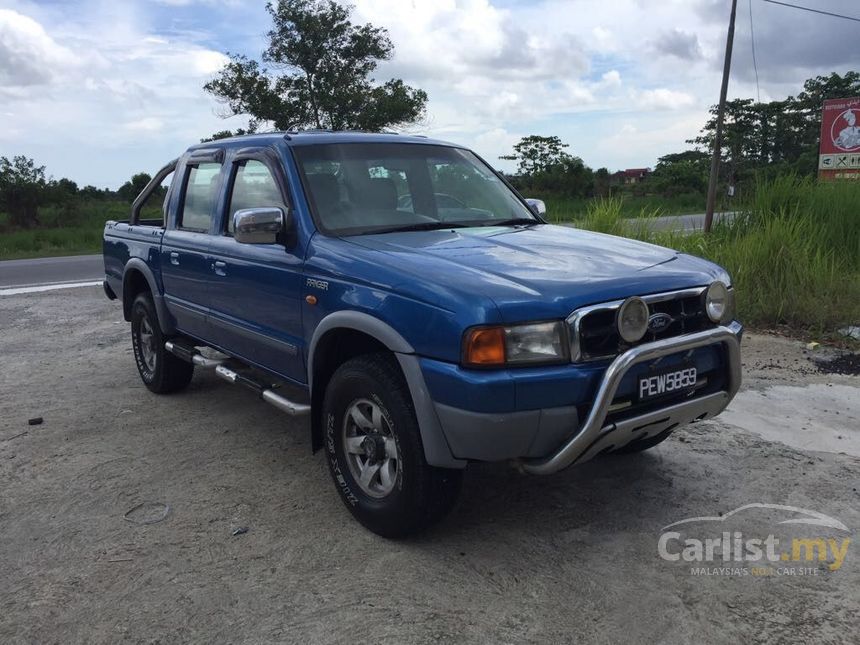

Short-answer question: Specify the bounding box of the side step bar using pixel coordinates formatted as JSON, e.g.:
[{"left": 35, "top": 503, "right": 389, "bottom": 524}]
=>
[
  {"left": 164, "top": 341, "right": 310, "bottom": 417},
  {"left": 215, "top": 366, "right": 310, "bottom": 416},
  {"left": 164, "top": 340, "right": 224, "bottom": 368}
]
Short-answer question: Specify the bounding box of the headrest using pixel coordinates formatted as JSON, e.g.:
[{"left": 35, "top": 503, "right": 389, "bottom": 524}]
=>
[
  {"left": 356, "top": 177, "right": 397, "bottom": 210},
  {"left": 307, "top": 173, "right": 339, "bottom": 212}
]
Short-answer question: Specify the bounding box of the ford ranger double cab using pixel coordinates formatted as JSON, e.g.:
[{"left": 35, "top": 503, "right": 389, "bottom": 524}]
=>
[{"left": 103, "top": 132, "right": 742, "bottom": 537}]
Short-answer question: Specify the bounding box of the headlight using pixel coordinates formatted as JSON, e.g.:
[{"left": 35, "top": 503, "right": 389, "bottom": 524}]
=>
[
  {"left": 462, "top": 321, "right": 568, "bottom": 367},
  {"left": 616, "top": 296, "right": 649, "bottom": 343},
  {"left": 704, "top": 281, "right": 733, "bottom": 323}
]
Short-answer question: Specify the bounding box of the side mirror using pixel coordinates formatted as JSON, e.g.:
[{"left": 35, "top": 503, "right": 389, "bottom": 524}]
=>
[
  {"left": 233, "top": 207, "right": 286, "bottom": 244},
  {"left": 525, "top": 198, "right": 546, "bottom": 216}
]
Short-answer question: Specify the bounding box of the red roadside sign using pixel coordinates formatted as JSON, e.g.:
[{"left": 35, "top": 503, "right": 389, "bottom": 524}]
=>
[{"left": 818, "top": 97, "right": 860, "bottom": 180}]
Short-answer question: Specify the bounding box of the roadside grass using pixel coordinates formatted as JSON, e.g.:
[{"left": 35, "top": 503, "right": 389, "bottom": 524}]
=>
[
  {"left": 544, "top": 192, "right": 706, "bottom": 222},
  {"left": 578, "top": 176, "right": 860, "bottom": 335},
  {"left": 0, "top": 227, "right": 103, "bottom": 260},
  {"left": 0, "top": 201, "right": 145, "bottom": 260}
]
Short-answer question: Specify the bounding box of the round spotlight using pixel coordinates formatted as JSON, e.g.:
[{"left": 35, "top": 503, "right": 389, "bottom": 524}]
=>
[
  {"left": 704, "top": 281, "right": 731, "bottom": 323},
  {"left": 617, "top": 296, "right": 649, "bottom": 343}
]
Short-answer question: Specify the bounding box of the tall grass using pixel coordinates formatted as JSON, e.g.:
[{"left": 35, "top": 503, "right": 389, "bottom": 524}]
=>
[
  {"left": 0, "top": 201, "right": 156, "bottom": 260},
  {"left": 579, "top": 176, "right": 860, "bottom": 335},
  {"left": 544, "top": 192, "right": 706, "bottom": 222}
]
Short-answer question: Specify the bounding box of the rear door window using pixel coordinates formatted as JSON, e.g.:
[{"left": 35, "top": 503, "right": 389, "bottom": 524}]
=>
[{"left": 179, "top": 162, "right": 221, "bottom": 232}]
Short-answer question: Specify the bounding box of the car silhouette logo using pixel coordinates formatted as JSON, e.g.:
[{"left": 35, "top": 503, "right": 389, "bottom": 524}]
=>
[{"left": 647, "top": 312, "right": 674, "bottom": 333}]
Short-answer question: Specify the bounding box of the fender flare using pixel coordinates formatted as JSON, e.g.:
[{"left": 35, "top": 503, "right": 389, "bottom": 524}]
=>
[
  {"left": 308, "top": 311, "right": 465, "bottom": 469},
  {"left": 308, "top": 311, "right": 414, "bottom": 391},
  {"left": 122, "top": 259, "right": 176, "bottom": 334}
]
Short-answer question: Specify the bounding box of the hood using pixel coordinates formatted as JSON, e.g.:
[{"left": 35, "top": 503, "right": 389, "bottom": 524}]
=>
[{"left": 344, "top": 223, "right": 728, "bottom": 322}]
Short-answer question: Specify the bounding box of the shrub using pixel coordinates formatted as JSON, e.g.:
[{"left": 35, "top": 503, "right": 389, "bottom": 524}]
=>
[{"left": 579, "top": 176, "right": 860, "bottom": 335}]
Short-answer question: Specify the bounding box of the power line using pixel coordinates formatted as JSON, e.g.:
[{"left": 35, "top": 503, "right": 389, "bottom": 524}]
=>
[
  {"left": 749, "top": 0, "right": 760, "bottom": 102},
  {"left": 761, "top": 0, "right": 860, "bottom": 23}
]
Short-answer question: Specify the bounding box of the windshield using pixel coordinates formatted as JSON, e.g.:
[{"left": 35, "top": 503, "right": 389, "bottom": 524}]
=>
[{"left": 294, "top": 143, "right": 538, "bottom": 235}]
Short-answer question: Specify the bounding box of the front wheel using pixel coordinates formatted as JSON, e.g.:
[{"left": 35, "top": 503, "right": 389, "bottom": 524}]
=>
[
  {"left": 323, "top": 354, "right": 462, "bottom": 538},
  {"left": 131, "top": 292, "right": 194, "bottom": 394}
]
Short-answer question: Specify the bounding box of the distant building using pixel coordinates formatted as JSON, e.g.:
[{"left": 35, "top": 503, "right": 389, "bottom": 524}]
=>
[{"left": 611, "top": 168, "right": 651, "bottom": 185}]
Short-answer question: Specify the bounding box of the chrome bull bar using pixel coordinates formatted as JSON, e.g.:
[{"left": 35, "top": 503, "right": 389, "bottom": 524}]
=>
[{"left": 518, "top": 322, "right": 742, "bottom": 475}]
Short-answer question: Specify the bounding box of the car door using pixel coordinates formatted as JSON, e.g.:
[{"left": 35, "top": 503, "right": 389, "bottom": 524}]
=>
[
  {"left": 160, "top": 153, "right": 224, "bottom": 340},
  {"left": 206, "top": 149, "right": 306, "bottom": 383}
]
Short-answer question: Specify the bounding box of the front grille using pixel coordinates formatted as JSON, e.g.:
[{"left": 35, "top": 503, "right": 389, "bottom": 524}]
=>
[{"left": 569, "top": 287, "right": 717, "bottom": 362}]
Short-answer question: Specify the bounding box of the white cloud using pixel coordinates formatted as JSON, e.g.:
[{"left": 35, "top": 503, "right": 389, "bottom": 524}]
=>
[
  {"left": 0, "top": 9, "right": 81, "bottom": 88},
  {"left": 124, "top": 117, "right": 164, "bottom": 132},
  {"left": 599, "top": 70, "right": 622, "bottom": 88},
  {"left": 589, "top": 26, "right": 616, "bottom": 53},
  {"left": 636, "top": 88, "right": 696, "bottom": 111},
  {"left": 1, "top": 6, "right": 237, "bottom": 187},
  {"left": 353, "top": 0, "right": 593, "bottom": 125},
  {"left": 651, "top": 29, "right": 703, "bottom": 60},
  {"left": 2, "top": 0, "right": 856, "bottom": 186}
]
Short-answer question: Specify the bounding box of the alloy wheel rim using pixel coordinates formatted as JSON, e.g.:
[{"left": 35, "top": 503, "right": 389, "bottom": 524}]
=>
[
  {"left": 138, "top": 316, "right": 157, "bottom": 373},
  {"left": 342, "top": 398, "right": 399, "bottom": 498}
]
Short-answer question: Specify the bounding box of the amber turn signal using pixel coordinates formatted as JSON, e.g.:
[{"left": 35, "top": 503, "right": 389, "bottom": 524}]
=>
[{"left": 463, "top": 326, "right": 506, "bottom": 366}]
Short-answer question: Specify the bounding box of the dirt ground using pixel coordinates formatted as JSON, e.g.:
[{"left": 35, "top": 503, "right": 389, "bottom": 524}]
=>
[{"left": 1, "top": 286, "right": 858, "bottom": 644}]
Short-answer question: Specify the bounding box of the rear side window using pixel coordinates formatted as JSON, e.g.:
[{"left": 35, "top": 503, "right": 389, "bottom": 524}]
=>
[
  {"left": 179, "top": 162, "right": 221, "bottom": 231},
  {"left": 226, "top": 160, "right": 284, "bottom": 235}
]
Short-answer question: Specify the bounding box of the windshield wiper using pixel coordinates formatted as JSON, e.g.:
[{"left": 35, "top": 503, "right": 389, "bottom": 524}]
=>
[
  {"left": 483, "top": 217, "right": 542, "bottom": 227},
  {"left": 360, "top": 221, "right": 472, "bottom": 235}
]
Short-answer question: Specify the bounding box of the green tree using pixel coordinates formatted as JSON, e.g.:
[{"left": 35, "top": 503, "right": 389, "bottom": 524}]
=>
[
  {"left": 0, "top": 156, "right": 49, "bottom": 229},
  {"left": 54, "top": 178, "right": 78, "bottom": 195},
  {"left": 200, "top": 128, "right": 256, "bottom": 143},
  {"left": 690, "top": 72, "right": 860, "bottom": 182},
  {"left": 204, "top": 0, "right": 427, "bottom": 133},
  {"left": 593, "top": 167, "right": 610, "bottom": 198},
  {"left": 117, "top": 172, "right": 153, "bottom": 203},
  {"left": 501, "top": 135, "right": 594, "bottom": 198},
  {"left": 80, "top": 185, "right": 107, "bottom": 200},
  {"left": 500, "top": 135, "right": 572, "bottom": 176},
  {"left": 647, "top": 150, "right": 709, "bottom": 197}
]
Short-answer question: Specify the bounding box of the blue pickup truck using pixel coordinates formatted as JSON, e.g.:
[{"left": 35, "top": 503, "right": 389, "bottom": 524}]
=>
[{"left": 103, "top": 132, "right": 742, "bottom": 537}]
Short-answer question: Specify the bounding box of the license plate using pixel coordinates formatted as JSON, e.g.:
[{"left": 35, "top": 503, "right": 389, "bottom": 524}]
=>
[{"left": 638, "top": 364, "right": 697, "bottom": 401}]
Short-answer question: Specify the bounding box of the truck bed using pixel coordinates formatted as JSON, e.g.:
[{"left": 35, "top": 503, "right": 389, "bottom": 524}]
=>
[{"left": 103, "top": 220, "right": 165, "bottom": 299}]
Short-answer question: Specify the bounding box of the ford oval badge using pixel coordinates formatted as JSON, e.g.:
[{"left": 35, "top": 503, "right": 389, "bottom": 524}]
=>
[{"left": 647, "top": 312, "right": 673, "bottom": 333}]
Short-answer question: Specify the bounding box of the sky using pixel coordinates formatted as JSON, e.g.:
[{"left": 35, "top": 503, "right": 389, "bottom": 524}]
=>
[{"left": 0, "top": 0, "right": 858, "bottom": 189}]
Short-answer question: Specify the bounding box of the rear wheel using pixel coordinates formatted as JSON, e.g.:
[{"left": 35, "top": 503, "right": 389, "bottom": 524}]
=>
[
  {"left": 323, "top": 354, "right": 462, "bottom": 538},
  {"left": 131, "top": 292, "right": 194, "bottom": 394}
]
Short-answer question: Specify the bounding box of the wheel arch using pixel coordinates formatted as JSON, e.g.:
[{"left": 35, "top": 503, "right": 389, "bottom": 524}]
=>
[
  {"left": 122, "top": 259, "right": 176, "bottom": 334},
  {"left": 307, "top": 311, "right": 465, "bottom": 469}
]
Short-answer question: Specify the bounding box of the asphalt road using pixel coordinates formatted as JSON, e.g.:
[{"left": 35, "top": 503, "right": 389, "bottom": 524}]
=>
[
  {"left": 644, "top": 211, "right": 736, "bottom": 232},
  {"left": 0, "top": 254, "right": 103, "bottom": 288}
]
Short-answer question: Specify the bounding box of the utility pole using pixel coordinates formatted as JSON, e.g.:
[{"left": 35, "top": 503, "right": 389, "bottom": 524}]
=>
[{"left": 704, "top": 0, "right": 738, "bottom": 233}]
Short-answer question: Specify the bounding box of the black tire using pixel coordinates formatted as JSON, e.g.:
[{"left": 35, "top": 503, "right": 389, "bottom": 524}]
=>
[
  {"left": 130, "top": 292, "right": 194, "bottom": 394},
  {"left": 323, "top": 353, "right": 463, "bottom": 538},
  {"left": 612, "top": 426, "right": 675, "bottom": 454}
]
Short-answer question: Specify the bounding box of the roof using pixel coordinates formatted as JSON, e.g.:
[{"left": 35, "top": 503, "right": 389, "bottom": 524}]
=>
[{"left": 187, "top": 130, "right": 458, "bottom": 151}]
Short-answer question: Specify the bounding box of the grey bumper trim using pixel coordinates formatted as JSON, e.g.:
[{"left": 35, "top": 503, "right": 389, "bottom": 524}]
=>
[
  {"left": 574, "top": 391, "right": 730, "bottom": 464},
  {"left": 518, "top": 322, "right": 742, "bottom": 475},
  {"left": 435, "top": 403, "right": 579, "bottom": 462}
]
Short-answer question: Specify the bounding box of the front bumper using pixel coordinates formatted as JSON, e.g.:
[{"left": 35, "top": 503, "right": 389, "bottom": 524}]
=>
[{"left": 433, "top": 322, "right": 742, "bottom": 473}]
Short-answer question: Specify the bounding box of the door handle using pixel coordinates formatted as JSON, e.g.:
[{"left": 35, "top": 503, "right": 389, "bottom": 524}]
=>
[
  {"left": 213, "top": 260, "right": 227, "bottom": 276},
  {"left": 169, "top": 252, "right": 179, "bottom": 265}
]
